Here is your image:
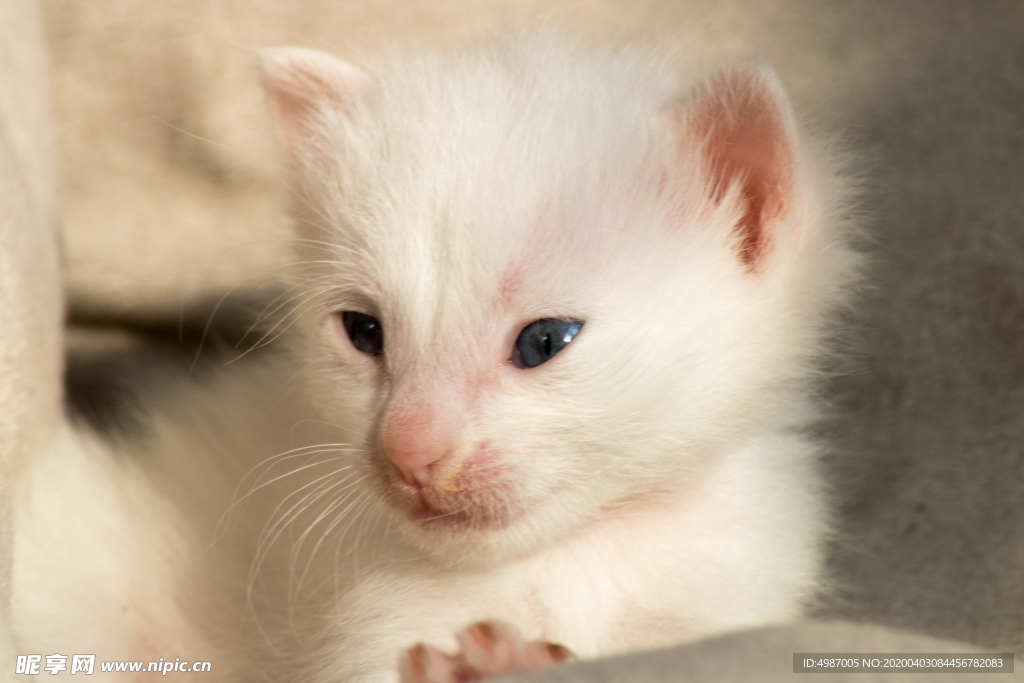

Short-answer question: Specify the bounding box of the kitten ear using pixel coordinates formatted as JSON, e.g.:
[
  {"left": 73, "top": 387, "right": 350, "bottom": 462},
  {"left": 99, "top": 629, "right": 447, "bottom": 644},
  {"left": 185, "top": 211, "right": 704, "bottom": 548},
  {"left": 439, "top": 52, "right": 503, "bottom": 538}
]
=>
[
  {"left": 671, "top": 65, "right": 797, "bottom": 271},
  {"left": 259, "top": 47, "right": 375, "bottom": 157}
]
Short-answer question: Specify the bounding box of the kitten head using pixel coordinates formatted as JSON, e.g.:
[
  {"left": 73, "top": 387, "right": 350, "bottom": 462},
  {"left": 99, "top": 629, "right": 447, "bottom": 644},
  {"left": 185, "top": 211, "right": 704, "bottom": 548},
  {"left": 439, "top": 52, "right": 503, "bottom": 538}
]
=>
[{"left": 260, "top": 35, "right": 852, "bottom": 564}]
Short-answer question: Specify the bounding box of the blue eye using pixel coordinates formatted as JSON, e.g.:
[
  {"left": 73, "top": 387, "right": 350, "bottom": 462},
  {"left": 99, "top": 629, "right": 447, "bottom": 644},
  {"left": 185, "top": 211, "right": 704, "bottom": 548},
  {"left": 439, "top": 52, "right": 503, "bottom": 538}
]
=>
[
  {"left": 512, "top": 318, "right": 584, "bottom": 369},
  {"left": 341, "top": 311, "right": 384, "bottom": 357}
]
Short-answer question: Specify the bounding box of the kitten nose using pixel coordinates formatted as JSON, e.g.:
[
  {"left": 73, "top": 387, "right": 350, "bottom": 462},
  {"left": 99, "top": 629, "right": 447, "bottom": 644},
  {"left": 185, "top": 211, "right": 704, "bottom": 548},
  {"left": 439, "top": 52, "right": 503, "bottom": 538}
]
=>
[{"left": 382, "top": 405, "right": 456, "bottom": 488}]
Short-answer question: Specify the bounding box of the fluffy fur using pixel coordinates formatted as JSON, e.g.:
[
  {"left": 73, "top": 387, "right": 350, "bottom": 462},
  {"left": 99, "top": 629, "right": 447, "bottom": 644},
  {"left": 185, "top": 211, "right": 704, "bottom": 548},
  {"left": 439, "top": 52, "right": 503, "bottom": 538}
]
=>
[{"left": 10, "top": 34, "right": 858, "bottom": 682}]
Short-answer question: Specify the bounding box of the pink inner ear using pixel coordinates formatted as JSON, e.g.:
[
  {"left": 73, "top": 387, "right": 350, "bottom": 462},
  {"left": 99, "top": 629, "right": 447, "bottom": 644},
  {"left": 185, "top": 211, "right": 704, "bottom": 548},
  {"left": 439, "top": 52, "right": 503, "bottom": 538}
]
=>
[
  {"left": 687, "top": 69, "right": 796, "bottom": 270},
  {"left": 270, "top": 67, "right": 336, "bottom": 133},
  {"left": 260, "top": 48, "right": 373, "bottom": 154}
]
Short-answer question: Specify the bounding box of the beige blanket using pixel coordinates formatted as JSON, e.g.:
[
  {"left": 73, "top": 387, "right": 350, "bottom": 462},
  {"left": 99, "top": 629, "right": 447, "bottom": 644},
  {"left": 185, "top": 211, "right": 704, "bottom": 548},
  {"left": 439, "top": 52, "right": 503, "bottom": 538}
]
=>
[{"left": 0, "top": 0, "right": 63, "bottom": 668}]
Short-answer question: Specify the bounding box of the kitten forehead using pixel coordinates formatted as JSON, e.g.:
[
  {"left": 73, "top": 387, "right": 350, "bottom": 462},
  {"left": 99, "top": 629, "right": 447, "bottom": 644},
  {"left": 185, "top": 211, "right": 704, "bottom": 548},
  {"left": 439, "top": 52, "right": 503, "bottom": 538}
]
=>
[
  {"left": 314, "top": 39, "right": 678, "bottom": 236},
  {"left": 288, "top": 35, "right": 791, "bottom": 361},
  {"left": 306, "top": 38, "right": 688, "bottom": 316}
]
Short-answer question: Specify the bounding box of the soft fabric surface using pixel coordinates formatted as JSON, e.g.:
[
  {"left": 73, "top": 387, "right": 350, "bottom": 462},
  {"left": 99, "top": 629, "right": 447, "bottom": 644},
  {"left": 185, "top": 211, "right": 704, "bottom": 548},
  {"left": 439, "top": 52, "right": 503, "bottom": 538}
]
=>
[
  {"left": 507, "top": 621, "right": 1008, "bottom": 683},
  {"left": 0, "top": 0, "right": 63, "bottom": 669},
  {"left": 34, "top": 0, "right": 1024, "bottom": 660}
]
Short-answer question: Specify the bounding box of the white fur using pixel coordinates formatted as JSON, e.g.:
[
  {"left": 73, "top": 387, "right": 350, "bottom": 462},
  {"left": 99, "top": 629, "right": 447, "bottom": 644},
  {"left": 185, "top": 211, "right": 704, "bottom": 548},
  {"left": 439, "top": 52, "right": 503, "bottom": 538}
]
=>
[{"left": 10, "top": 34, "right": 858, "bottom": 682}]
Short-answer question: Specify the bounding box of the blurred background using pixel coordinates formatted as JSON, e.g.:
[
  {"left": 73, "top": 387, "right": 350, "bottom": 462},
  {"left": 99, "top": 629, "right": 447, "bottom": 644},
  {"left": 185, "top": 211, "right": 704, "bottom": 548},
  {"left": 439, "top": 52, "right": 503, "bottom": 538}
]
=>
[{"left": 41, "top": 0, "right": 1024, "bottom": 651}]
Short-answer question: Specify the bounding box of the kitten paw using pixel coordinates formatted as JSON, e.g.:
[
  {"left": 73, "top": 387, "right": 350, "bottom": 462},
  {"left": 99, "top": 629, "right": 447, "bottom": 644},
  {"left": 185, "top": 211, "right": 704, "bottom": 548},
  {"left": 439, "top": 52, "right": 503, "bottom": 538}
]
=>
[{"left": 398, "top": 621, "right": 574, "bottom": 683}]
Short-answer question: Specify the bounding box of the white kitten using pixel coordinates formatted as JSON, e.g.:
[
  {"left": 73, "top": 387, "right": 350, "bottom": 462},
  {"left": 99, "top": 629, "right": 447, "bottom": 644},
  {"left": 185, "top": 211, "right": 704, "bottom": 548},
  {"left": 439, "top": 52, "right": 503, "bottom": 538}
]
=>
[
  {"left": 10, "top": 33, "right": 857, "bottom": 683},
  {"left": 258, "top": 33, "right": 858, "bottom": 682}
]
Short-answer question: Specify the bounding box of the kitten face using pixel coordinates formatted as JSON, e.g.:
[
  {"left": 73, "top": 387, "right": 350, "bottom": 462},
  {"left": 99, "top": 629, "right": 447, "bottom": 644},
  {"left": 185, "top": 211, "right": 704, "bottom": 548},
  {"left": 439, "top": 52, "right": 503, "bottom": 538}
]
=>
[{"left": 262, "top": 37, "right": 819, "bottom": 563}]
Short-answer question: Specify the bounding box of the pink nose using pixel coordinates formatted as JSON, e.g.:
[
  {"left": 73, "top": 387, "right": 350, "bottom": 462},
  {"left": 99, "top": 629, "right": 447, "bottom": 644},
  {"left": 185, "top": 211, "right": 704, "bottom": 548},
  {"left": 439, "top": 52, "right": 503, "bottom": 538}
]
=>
[{"left": 382, "top": 406, "right": 455, "bottom": 488}]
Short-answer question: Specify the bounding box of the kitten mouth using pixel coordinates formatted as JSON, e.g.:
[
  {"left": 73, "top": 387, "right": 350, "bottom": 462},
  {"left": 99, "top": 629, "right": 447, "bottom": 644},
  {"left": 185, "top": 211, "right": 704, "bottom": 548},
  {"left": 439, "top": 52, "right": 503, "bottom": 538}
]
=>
[
  {"left": 389, "top": 480, "right": 512, "bottom": 532},
  {"left": 381, "top": 455, "right": 520, "bottom": 533},
  {"left": 406, "top": 495, "right": 480, "bottom": 529}
]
